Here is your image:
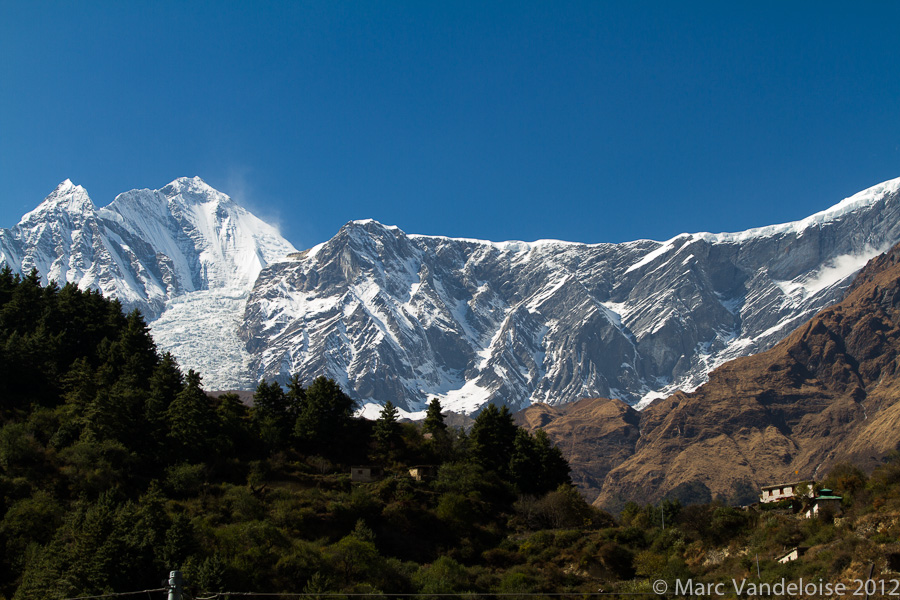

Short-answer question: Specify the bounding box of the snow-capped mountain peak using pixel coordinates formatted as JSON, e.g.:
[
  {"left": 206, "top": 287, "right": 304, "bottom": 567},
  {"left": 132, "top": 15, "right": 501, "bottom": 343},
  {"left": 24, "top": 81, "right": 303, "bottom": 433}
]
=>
[
  {"left": 161, "top": 176, "right": 233, "bottom": 208},
  {"left": 1, "top": 178, "right": 298, "bottom": 389},
  {"left": 98, "top": 177, "right": 294, "bottom": 293},
  {"left": 20, "top": 179, "right": 95, "bottom": 224}
]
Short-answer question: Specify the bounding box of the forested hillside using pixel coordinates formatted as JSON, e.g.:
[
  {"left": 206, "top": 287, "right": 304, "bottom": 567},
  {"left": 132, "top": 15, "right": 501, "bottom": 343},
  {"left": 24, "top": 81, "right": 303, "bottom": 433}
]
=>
[
  {"left": 0, "top": 269, "right": 578, "bottom": 598},
  {"left": 3, "top": 269, "right": 900, "bottom": 599}
]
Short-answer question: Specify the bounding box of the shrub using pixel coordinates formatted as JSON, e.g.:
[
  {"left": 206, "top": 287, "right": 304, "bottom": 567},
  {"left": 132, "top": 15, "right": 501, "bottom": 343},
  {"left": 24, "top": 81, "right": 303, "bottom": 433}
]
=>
[
  {"left": 414, "top": 555, "right": 470, "bottom": 594},
  {"left": 164, "top": 463, "right": 207, "bottom": 498},
  {"left": 0, "top": 423, "right": 41, "bottom": 473}
]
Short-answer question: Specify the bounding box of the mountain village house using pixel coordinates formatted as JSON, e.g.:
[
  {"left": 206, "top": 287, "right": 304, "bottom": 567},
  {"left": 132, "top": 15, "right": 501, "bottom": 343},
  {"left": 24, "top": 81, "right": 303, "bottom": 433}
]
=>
[
  {"left": 350, "top": 465, "right": 384, "bottom": 483},
  {"left": 408, "top": 465, "right": 438, "bottom": 481},
  {"left": 759, "top": 481, "right": 815, "bottom": 503},
  {"left": 777, "top": 547, "right": 808, "bottom": 564},
  {"left": 803, "top": 489, "right": 843, "bottom": 518},
  {"left": 759, "top": 481, "right": 843, "bottom": 519}
]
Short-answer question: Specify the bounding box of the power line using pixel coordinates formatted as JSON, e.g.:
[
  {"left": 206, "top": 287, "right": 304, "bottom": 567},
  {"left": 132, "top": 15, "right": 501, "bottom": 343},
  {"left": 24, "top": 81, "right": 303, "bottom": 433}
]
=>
[
  {"left": 61, "top": 587, "right": 654, "bottom": 599},
  {"left": 60, "top": 588, "right": 168, "bottom": 600},
  {"left": 188, "top": 594, "right": 646, "bottom": 598}
]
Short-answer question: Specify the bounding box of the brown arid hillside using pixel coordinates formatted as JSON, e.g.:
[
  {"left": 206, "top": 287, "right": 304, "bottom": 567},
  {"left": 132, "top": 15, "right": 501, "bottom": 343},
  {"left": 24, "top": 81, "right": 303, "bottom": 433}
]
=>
[
  {"left": 515, "top": 397, "right": 640, "bottom": 503},
  {"left": 521, "top": 243, "right": 900, "bottom": 512}
]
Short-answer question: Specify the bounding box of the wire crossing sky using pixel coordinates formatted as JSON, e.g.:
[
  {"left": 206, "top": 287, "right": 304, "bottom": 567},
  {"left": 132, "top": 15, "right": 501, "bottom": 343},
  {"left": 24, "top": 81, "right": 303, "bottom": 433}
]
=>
[{"left": 2, "top": 1, "right": 899, "bottom": 249}]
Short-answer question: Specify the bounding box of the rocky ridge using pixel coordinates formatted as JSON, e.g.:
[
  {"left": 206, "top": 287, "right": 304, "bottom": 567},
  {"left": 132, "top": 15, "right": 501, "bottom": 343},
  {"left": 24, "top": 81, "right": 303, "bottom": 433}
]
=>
[
  {"left": 3, "top": 176, "right": 900, "bottom": 411},
  {"left": 243, "top": 178, "right": 900, "bottom": 414},
  {"left": 521, "top": 241, "right": 900, "bottom": 509}
]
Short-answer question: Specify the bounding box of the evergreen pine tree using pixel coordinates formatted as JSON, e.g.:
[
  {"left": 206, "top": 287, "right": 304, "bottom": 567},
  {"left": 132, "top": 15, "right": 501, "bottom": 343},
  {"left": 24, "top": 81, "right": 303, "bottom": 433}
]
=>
[
  {"left": 534, "top": 428, "right": 571, "bottom": 491},
  {"left": 294, "top": 376, "right": 354, "bottom": 457},
  {"left": 469, "top": 404, "right": 517, "bottom": 476},
  {"left": 52, "top": 357, "right": 96, "bottom": 448},
  {"left": 251, "top": 379, "right": 291, "bottom": 451},
  {"left": 61, "top": 357, "right": 96, "bottom": 410},
  {"left": 286, "top": 373, "right": 306, "bottom": 414},
  {"left": 82, "top": 380, "right": 145, "bottom": 451},
  {"left": 0, "top": 268, "right": 43, "bottom": 332},
  {"left": 144, "top": 353, "right": 184, "bottom": 461},
  {"left": 126, "top": 482, "right": 171, "bottom": 579},
  {"left": 509, "top": 428, "right": 542, "bottom": 494},
  {"left": 116, "top": 310, "right": 159, "bottom": 385},
  {"left": 147, "top": 354, "right": 184, "bottom": 423},
  {"left": 423, "top": 397, "right": 453, "bottom": 460},
  {"left": 166, "top": 370, "right": 217, "bottom": 462},
  {"left": 215, "top": 392, "right": 250, "bottom": 457},
  {"left": 423, "top": 398, "right": 447, "bottom": 436},
  {"left": 373, "top": 401, "right": 401, "bottom": 459},
  {"left": 0, "top": 264, "right": 16, "bottom": 306}
]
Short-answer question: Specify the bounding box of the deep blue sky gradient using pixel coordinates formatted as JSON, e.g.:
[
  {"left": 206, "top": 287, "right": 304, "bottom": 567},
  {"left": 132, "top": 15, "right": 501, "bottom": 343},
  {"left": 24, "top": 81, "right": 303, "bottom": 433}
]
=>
[{"left": 2, "top": 1, "right": 899, "bottom": 248}]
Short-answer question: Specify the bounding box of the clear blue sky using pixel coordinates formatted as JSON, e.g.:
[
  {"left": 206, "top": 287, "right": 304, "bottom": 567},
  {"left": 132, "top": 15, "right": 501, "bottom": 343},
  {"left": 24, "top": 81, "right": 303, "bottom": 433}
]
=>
[{"left": 2, "top": 1, "right": 898, "bottom": 248}]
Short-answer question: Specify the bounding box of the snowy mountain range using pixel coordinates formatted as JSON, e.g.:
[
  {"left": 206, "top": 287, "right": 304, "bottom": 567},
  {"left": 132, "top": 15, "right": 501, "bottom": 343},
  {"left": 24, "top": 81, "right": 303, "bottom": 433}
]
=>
[
  {"left": 3, "top": 176, "right": 900, "bottom": 414},
  {"left": 240, "top": 178, "right": 900, "bottom": 417},
  {"left": 0, "top": 177, "right": 296, "bottom": 388}
]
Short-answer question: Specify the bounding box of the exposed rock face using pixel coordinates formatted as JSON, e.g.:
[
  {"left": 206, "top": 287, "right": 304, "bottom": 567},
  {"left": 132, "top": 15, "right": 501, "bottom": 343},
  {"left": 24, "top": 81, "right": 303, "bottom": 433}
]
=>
[
  {"left": 243, "top": 178, "right": 900, "bottom": 414},
  {"left": 523, "top": 242, "right": 900, "bottom": 510}
]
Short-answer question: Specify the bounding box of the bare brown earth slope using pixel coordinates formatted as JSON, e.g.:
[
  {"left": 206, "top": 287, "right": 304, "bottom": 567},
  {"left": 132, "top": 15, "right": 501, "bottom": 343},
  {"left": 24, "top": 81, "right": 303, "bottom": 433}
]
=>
[
  {"left": 516, "top": 398, "right": 640, "bottom": 504},
  {"left": 520, "top": 243, "right": 900, "bottom": 511}
]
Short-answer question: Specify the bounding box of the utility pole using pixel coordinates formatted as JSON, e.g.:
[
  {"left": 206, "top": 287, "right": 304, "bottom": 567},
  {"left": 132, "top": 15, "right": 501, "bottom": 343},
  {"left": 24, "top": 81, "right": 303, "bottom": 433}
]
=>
[
  {"left": 168, "top": 570, "right": 183, "bottom": 600},
  {"left": 864, "top": 563, "right": 874, "bottom": 600}
]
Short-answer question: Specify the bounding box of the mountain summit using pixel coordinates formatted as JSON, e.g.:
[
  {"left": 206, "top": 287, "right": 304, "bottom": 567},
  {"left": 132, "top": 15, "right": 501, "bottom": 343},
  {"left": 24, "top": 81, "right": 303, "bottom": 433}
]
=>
[{"left": 0, "top": 177, "right": 297, "bottom": 388}]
